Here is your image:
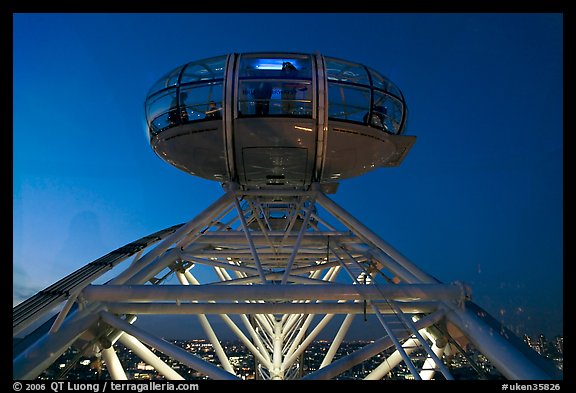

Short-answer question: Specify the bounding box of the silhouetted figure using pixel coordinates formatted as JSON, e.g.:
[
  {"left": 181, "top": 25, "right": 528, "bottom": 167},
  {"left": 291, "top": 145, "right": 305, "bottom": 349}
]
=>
[
  {"left": 282, "top": 62, "right": 300, "bottom": 114},
  {"left": 168, "top": 92, "right": 189, "bottom": 125},
  {"left": 205, "top": 100, "right": 222, "bottom": 119},
  {"left": 254, "top": 81, "right": 273, "bottom": 116},
  {"left": 364, "top": 105, "right": 388, "bottom": 131}
]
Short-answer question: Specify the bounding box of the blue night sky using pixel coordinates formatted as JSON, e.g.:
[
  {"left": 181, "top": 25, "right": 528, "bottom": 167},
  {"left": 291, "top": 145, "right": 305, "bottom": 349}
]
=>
[{"left": 13, "top": 13, "right": 563, "bottom": 339}]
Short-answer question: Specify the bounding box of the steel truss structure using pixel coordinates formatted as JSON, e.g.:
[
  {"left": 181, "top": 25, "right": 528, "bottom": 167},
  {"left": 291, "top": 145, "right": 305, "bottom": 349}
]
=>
[{"left": 13, "top": 183, "right": 559, "bottom": 380}]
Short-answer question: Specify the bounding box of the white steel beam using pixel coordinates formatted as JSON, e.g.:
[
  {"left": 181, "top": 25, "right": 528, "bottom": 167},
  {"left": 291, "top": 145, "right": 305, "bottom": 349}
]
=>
[
  {"left": 320, "top": 313, "right": 355, "bottom": 368},
  {"left": 117, "top": 333, "right": 185, "bottom": 380},
  {"left": 444, "top": 302, "right": 553, "bottom": 380},
  {"left": 363, "top": 337, "right": 420, "bottom": 380},
  {"left": 48, "top": 291, "right": 80, "bottom": 334},
  {"left": 386, "top": 300, "right": 454, "bottom": 380},
  {"left": 83, "top": 283, "right": 463, "bottom": 302},
  {"left": 100, "top": 311, "right": 239, "bottom": 380},
  {"left": 302, "top": 310, "right": 445, "bottom": 380},
  {"left": 180, "top": 254, "right": 259, "bottom": 274},
  {"left": 175, "top": 272, "right": 235, "bottom": 375},
  {"left": 419, "top": 341, "right": 445, "bottom": 380},
  {"left": 101, "top": 346, "right": 128, "bottom": 380},
  {"left": 14, "top": 311, "right": 100, "bottom": 380},
  {"left": 281, "top": 197, "right": 316, "bottom": 284},
  {"left": 371, "top": 303, "right": 422, "bottom": 380},
  {"left": 218, "top": 314, "right": 273, "bottom": 369},
  {"left": 282, "top": 313, "right": 335, "bottom": 369},
  {"left": 271, "top": 319, "right": 284, "bottom": 379},
  {"left": 230, "top": 194, "right": 267, "bottom": 283}
]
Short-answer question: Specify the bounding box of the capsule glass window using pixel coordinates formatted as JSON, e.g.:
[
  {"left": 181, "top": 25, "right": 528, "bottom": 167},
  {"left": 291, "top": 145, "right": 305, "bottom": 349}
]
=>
[
  {"left": 147, "top": 65, "right": 183, "bottom": 96},
  {"left": 325, "top": 57, "right": 369, "bottom": 86},
  {"left": 180, "top": 56, "right": 227, "bottom": 84},
  {"left": 372, "top": 91, "right": 405, "bottom": 134},
  {"left": 146, "top": 87, "right": 177, "bottom": 133},
  {"left": 238, "top": 54, "right": 313, "bottom": 79},
  {"left": 327, "top": 84, "right": 371, "bottom": 123},
  {"left": 180, "top": 82, "right": 224, "bottom": 122}
]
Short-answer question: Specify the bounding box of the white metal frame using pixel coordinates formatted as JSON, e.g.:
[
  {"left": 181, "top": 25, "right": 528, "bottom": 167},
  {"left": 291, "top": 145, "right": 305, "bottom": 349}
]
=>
[{"left": 13, "top": 184, "right": 556, "bottom": 380}]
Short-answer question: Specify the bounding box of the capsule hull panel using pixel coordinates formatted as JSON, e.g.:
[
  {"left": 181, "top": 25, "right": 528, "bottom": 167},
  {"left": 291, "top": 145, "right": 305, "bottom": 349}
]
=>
[
  {"left": 321, "top": 122, "right": 416, "bottom": 182},
  {"left": 234, "top": 117, "right": 316, "bottom": 188},
  {"left": 150, "top": 120, "right": 229, "bottom": 182}
]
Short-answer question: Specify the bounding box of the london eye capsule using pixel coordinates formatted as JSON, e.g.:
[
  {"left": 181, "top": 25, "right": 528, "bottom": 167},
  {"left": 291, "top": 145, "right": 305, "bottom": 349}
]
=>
[{"left": 145, "top": 52, "right": 415, "bottom": 189}]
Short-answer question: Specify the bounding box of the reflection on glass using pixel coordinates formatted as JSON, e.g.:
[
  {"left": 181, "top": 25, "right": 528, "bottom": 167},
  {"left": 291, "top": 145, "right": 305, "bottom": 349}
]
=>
[
  {"left": 147, "top": 66, "right": 183, "bottom": 96},
  {"left": 238, "top": 81, "right": 312, "bottom": 117},
  {"left": 181, "top": 56, "right": 227, "bottom": 84},
  {"left": 325, "top": 57, "right": 369, "bottom": 85},
  {"left": 180, "top": 82, "right": 223, "bottom": 122},
  {"left": 327, "top": 84, "right": 370, "bottom": 122},
  {"left": 238, "top": 54, "right": 312, "bottom": 79},
  {"left": 146, "top": 53, "right": 407, "bottom": 136}
]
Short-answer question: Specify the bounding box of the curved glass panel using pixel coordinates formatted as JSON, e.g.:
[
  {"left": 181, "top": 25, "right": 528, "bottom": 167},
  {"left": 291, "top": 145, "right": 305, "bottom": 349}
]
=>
[
  {"left": 238, "top": 80, "right": 312, "bottom": 116},
  {"left": 238, "top": 53, "right": 312, "bottom": 79},
  {"left": 146, "top": 87, "right": 177, "bottom": 133},
  {"left": 327, "top": 83, "right": 371, "bottom": 122},
  {"left": 180, "top": 55, "right": 227, "bottom": 84},
  {"left": 325, "top": 57, "right": 369, "bottom": 86},
  {"left": 145, "top": 52, "right": 407, "bottom": 136},
  {"left": 180, "top": 82, "right": 223, "bottom": 121},
  {"left": 237, "top": 54, "right": 313, "bottom": 118},
  {"left": 372, "top": 91, "right": 404, "bottom": 134},
  {"left": 368, "top": 68, "right": 402, "bottom": 97},
  {"left": 147, "top": 65, "right": 183, "bottom": 96}
]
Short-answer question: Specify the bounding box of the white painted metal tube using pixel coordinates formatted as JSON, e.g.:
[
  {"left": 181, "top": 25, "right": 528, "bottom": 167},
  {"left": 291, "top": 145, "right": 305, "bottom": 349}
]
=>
[
  {"left": 239, "top": 314, "right": 272, "bottom": 363},
  {"left": 282, "top": 314, "right": 304, "bottom": 337},
  {"left": 117, "top": 333, "right": 185, "bottom": 380},
  {"left": 387, "top": 301, "right": 454, "bottom": 380},
  {"left": 233, "top": 188, "right": 316, "bottom": 196},
  {"left": 371, "top": 303, "right": 421, "bottom": 380},
  {"left": 231, "top": 195, "right": 267, "bottom": 283},
  {"left": 283, "top": 313, "right": 335, "bottom": 368},
  {"left": 253, "top": 314, "right": 275, "bottom": 337},
  {"left": 177, "top": 232, "right": 356, "bottom": 246},
  {"left": 106, "top": 315, "right": 138, "bottom": 346},
  {"left": 219, "top": 314, "right": 273, "bottom": 368},
  {"left": 101, "top": 346, "right": 128, "bottom": 380},
  {"left": 320, "top": 313, "right": 355, "bottom": 368},
  {"left": 100, "top": 311, "right": 239, "bottom": 380},
  {"left": 127, "top": 248, "right": 180, "bottom": 285},
  {"left": 444, "top": 302, "right": 553, "bottom": 380},
  {"left": 271, "top": 320, "right": 284, "bottom": 380},
  {"left": 281, "top": 198, "right": 316, "bottom": 284},
  {"left": 175, "top": 272, "right": 235, "bottom": 374},
  {"left": 180, "top": 254, "right": 259, "bottom": 274},
  {"left": 419, "top": 341, "right": 445, "bottom": 380},
  {"left": 364, "top": 337, "right": 420, "bottom": 380},
  {"left": 367, "top": 247, "right": 421, "bottom": 283},
  {"left": 284, "top": 313, "right": 315, "bottom": 362},
  {"left": 49, "top": 291, "right": 80, "bottom": 334},
  {"left": 302, "top": 310, "right": 445, "bottom": 380},
  {"left": 13, "top": 312, "right": 100, "bottom": 380},
  {"left": 211, "top": 272, "right": 333, "bottom": 286},
  {"left": 83, "top": 283, "right": 463, "bottom": 302}
]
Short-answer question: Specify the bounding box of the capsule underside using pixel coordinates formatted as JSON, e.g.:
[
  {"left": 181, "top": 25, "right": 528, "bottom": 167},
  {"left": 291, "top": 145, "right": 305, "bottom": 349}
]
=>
[{"left": 146, "top": 52, "right": 415, "bottom": 189}]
